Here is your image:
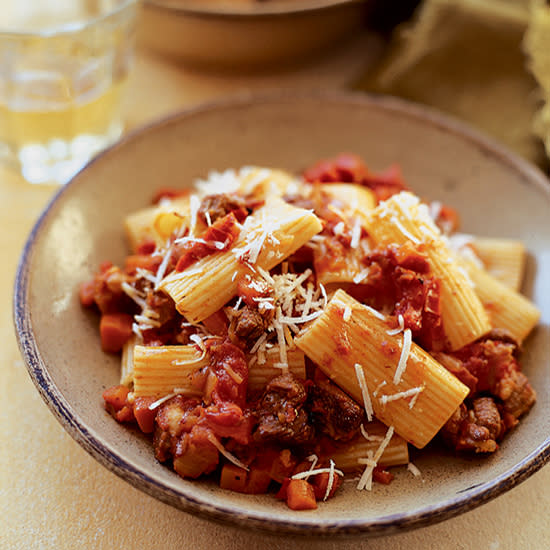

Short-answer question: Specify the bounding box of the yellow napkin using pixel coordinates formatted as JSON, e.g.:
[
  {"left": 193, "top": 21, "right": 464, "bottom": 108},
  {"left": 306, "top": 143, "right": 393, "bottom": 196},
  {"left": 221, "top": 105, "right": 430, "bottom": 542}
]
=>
[
  {"left": 524, "top": 0, "right": 550, "bottom": 160},
  {"left": 358, "top": 0, "right": 550, "bottom": 168}
]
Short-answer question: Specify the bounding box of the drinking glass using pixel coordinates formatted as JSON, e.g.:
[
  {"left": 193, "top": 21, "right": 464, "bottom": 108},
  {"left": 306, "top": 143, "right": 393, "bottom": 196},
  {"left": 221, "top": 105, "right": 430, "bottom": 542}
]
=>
[{"left": 0, "top": 0, "right": 139, "bottom": 184}]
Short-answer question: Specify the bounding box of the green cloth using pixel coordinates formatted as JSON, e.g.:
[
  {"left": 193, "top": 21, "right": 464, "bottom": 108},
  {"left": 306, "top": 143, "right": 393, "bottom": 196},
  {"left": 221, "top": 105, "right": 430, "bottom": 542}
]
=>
[{"left": 358, "top": 0, "right": 550, "bottom": 169}]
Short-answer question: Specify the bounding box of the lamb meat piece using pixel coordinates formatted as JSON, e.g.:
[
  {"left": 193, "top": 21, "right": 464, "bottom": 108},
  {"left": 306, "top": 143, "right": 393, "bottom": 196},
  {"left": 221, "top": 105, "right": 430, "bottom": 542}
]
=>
[
  {"left": 198, "top": 193, "right": 247, "bottom": 225},
  {"left": 172, "top": 425, "right": 219, "bottom": 479},
  {"left": 153, "top": 396, "right": 202, "bottom": 462},
  {"left": 307, "top": 379, "right": 364, "bottom": 441},
  {"left": 441, "top": 397, "right": 504, "bottom": 453},
  {"left": 228, "top": 305, "right": 270, "bottom": 348},
  {"left": 254, "top": 373, "right": 314, "bottom": 446},
  {"left": 501, "top": 370, "right": 536, "bottom": 420}
]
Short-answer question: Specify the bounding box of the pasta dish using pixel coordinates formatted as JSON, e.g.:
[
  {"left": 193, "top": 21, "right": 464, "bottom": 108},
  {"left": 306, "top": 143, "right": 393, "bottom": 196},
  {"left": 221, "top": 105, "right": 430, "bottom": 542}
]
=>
[{"left": 80, "top": 153, "right": 539, "bottom": 510}]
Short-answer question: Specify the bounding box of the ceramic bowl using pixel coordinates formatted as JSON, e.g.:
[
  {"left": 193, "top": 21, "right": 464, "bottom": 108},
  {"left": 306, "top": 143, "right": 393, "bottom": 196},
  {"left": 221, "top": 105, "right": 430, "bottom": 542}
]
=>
[
  {"left": 14, "top": 91, "right": 550, "bottom": 537},
  {"left": 136, "top": 0, "right": 369, "bottom": 70}
]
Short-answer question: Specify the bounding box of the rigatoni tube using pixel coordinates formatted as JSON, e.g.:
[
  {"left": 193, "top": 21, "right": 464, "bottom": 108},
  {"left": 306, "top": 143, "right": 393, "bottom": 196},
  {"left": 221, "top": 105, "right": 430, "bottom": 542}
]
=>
[
  {"left": 295, "top": 289, "right": 469, "bottom": 449},
  {"left": 367, "top": 192, "right": 491, "bottom": 350}
]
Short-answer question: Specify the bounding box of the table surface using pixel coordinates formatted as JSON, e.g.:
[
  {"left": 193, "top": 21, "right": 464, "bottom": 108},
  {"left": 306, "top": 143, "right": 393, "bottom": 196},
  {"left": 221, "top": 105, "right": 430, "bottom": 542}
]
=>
[{"left": 3, "top": 33, "right": 550, "bottom": 550}]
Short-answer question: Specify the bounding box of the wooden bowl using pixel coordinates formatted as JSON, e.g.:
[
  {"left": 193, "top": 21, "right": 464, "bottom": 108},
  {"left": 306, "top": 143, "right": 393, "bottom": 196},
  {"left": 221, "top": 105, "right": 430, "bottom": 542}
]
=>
[
  {"left": 136, "top": 0, "right": 369, "bottom": 70},
  {"left": 14, "top": 91, "right": 550, "bottom": 537}
]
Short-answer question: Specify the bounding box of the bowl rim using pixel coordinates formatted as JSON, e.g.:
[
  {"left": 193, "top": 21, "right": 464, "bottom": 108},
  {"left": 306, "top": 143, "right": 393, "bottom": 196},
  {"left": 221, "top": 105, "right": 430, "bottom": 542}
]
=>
[
  {"left": 13, "top": 89, "right": 550, "bottom": 537},
  {"left": 142, "top": 0, "right": 364, "bottom": 18}
]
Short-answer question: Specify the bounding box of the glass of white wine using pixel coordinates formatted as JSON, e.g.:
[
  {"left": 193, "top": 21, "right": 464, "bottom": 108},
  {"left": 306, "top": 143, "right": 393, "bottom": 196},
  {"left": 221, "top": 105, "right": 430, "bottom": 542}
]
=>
[{"left": 0, "top": 0, "right": 139, "bottom": 185}]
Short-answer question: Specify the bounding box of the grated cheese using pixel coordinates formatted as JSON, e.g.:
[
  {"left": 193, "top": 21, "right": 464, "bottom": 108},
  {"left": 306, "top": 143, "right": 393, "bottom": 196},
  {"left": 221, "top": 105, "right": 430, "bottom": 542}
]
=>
[
  {"left": 386, "top": 314, "right": 405, "bottom": 336},
  {"left": 379, "top": 385, "right": 424, "bottom": 406},
  {"left": 392, "top": 216, "right": 421, "bottom": 245},
  {"left": 171, "top": 348, "right": 207, "bottom": 365},
  {"left": 352, "top": 268, "right": 370, "bottom": 285},
  {"left": 356, "top": 425, "right": 394, "bottom": 491},
  {"left": 121, "top": 281, "right": 148, "bottom": 310},
  {"left": 372, "top": 380, "right": 387, "bottom": 397},
  {"left": 407, "top": 461, "right": 422, "bottom": 478},
  {"left": 207, "top": 433, "right": 250, "bottom": 471},
  {"left": 354, "top": 363, "right": 373, "bottom": 422},
  {"left": 291, "top": 464, "right": 344, "bottom": 481},
  {"left": 343, "top": 305, "right": 352, "bottom": 322},
  {"left": 360, "top": 424, "right": 383, "bottom": 442},
  {"left": 393, "top": 328, "right": 412, "bottom": 385},
  {"left": 363, "top": 304, "right": 386, "bottom": 321},
  {"left": 350, "top": 218, "right": 362, "bottom": 249},
  {"left": 154, "top": 243, "right": 173, "bottom": 289},
  {"left": 324, "top": 460, "right": 337, "bottom": 501}
]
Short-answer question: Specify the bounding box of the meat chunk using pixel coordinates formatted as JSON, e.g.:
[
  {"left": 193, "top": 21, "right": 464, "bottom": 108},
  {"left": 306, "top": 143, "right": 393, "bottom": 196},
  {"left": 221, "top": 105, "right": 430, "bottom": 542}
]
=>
[
  {"left": 254, "top": 373, "right": 314, "bottom": 446},
  {"left": 307, "top": 379, "right": 364, "bottom": 441},
  {"left": 441, "top": 397, "right": 504, "bottom": 453},
  {"left": 228, "top": 305, "right": 271, "bottom": 348},
  {"left": 153, "top": 396, "right": 203, "bottom": 462},
  {"left": 501, "top": 370, "right": 536, "bottom": 420},
  {"left": 172, "top": 425, "right": 219, "bottom": 479},
  {"left": 198, "top": 193, "right": 246, "bottom": 225}
]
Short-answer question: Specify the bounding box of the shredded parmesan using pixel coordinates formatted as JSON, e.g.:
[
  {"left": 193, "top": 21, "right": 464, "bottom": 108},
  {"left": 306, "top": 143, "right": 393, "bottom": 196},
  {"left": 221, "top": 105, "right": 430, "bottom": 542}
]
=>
[
  {"left": 343, "top": 305, "right": 352, "bottom": 322},
  {"left": 360, "top": 424, "right": 383, "bottom": 442},
  {"left": 372, "top": 380, "right": 387, "bottom": 397},
  {"left": 390, "top": 215, "right": 421, "bottom": 244},
  {"left": 121, "top": 281, "right": 148, "bottom": 309},
  {"left": 207, "top": 433, "right": 250, "bottom": 471},
  {"left": 356, "top": 426, "right": 394, "bottom": 491},
  {"left": 386, "top": 314, "right": 404, "bottom": 336},
  {"left": 407, "top": 461, "right": 422, "bottom": 478},
  {"left": 324, "top": 460, "right": 336, "bottom": 501},
  {"left": 291, "top": 464, "right": 344, "bottom": 481},
  {"left": 393, "top": 328, "right": 412, "bottom": 385},
  {"left": 154, "top": 244, "right": 173, "bottom": 289},
  {"left": 350, "top": 218, "right": 362, "bottom": 249},
  {"left": 354, "top": 363, "right": 373, "bottom": 422},
  {"left": 353, "top": 268, "right": 370, "bottom": 284},
  {"left": 379, "top": 385, "right": 424, "bottom": 406},
  {"left": 363, "top": 304, "right": 386, "bottom": 321}
]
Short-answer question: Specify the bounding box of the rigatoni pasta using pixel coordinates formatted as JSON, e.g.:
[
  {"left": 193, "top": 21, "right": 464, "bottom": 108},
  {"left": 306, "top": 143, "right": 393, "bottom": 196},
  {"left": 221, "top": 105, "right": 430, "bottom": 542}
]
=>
[
  {"left": 367, "top": 192, "right": 491, "bottom": 351},
  {"left": 81, "top": 154, "right": 538, "bottom": 512},
  {"left": 295, "top": 289, "right": 470, "bottom": 449}
]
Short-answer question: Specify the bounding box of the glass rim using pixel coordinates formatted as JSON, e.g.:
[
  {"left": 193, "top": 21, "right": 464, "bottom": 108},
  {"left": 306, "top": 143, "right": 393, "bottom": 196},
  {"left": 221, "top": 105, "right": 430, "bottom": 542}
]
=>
[{"left": 0, "top": 0, "right": 139, "bottom": 37}]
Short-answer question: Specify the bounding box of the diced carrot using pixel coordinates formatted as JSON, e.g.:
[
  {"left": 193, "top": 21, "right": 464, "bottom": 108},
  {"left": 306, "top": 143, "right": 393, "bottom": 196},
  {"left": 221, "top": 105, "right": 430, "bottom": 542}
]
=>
[
  {"left": 219, "top": 463, "right": 248, "bottom": 493},
  {"left": 373, "top": 466, "right": 394, "bottom": 485},
  {"left": 269, "top": 449, "right": 297, "bottom": 483},
  {"left": 79, "top": 279, "right": 96, "bottom": 307},
  {"left": 100, "top": 312, "right": 134, "bottom": 353},
  {"left": 244, "top": 468, "right": 272, "bottom": 494},
  {"left": 275, "top": 478, "right": 291, "bottom": 500},
  {"left": 133, "top": 397, "right": 157, "bottom": 433},
  {"left": 103, "top": 385, "right": 135, "bottom": 423},
  {"left": 286, "top": 479, "right": 317, "bottom": 510},
  {"left": 311, "top": 471, "right": 342, "bottom": 501},
  {"left": 103, "top": 384, "right": 130, "bottom": 411},
  {"left": 115, "top": 405, "right": 135, "bottom": 423}
]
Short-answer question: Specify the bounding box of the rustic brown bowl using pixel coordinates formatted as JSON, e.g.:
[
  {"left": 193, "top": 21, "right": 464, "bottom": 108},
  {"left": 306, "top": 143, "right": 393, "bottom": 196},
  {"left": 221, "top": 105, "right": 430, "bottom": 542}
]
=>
[
  {"left": 14, "top": 91, "right": 550, "bottom": 537},
  {"left": 136, "top": 0, "right": 369, "bottom": 70}
]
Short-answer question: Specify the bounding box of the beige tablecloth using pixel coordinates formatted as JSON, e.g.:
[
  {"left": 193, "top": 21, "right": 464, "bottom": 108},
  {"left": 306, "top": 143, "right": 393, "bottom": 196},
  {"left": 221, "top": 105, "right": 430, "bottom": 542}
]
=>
[{"left": 3, "top": 29, "right": 550, "bottom": 550}]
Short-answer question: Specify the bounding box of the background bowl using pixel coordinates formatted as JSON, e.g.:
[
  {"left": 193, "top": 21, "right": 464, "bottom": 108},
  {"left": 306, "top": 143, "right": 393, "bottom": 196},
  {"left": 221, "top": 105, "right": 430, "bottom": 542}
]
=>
[
  {"left": 14, "top": 91, "right": 550, "bottom": 537},
  {"left": 136, "top": 0, "right": 370, "bottom": 70}
]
